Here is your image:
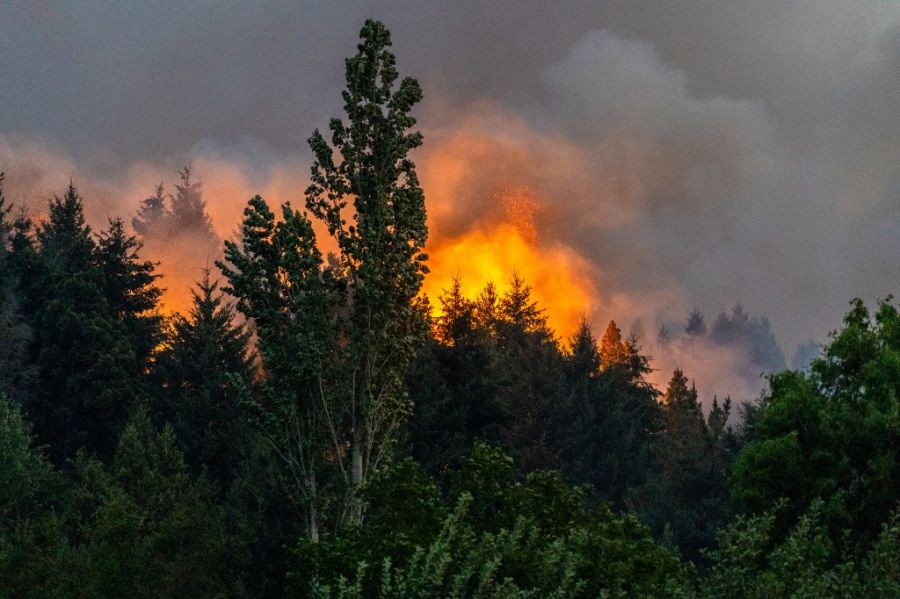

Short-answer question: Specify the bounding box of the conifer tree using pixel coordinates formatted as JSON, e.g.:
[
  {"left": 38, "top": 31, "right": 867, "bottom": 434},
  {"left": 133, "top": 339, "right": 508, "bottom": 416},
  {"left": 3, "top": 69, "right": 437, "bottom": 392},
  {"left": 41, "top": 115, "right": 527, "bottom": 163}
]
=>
[
  {"left": 499, "top": 274, "right": 547, "bottom": 334},
  {"left": 599, "top": 320, "right": 631, "bottom": 370},
  {"left": 567, "top": 318, "right": 601, "bottom": 379},
  {"left": 72, "top": 410, "right": 234, "bottom": 595},
  {"left": 96, "top": 217, "right": 164, "bottom": 367},
  {"left": 435, "top": 277, "right": 476, "bottom": 346},
  {"left": 26, "top": 185, "right": 127, "bottom": 462},
  {"left": 685, "top": 309, "right": 707, "bottom": 337},
  {"left": 0, "top": 175, "right": 34, "bottom": 401},
  {"left": 131, "top": 182, "right": 169, "bottom": 238},
  {"left": 170, "top": 166, "right": 215, "bottom": 240},
  {"left": 22, "top": 185, "right": 162, "bottom": 463},
  {"left": 155, "top": 270, "right": 255, "bottom": 484}
]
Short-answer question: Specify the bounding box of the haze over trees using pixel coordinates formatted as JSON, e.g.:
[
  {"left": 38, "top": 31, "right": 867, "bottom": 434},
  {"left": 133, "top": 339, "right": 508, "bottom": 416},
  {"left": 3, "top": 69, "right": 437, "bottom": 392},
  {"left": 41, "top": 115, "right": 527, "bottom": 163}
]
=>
[{"left": 0, "top": 20, "right": 897, "bottom": 598}]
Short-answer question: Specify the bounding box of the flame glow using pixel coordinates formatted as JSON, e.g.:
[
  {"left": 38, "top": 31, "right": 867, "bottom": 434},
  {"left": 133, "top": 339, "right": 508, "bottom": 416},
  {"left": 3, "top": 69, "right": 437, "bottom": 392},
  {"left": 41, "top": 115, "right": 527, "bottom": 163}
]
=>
[{"left": 422, "top": 186, "right": 598, "bottom": 338}]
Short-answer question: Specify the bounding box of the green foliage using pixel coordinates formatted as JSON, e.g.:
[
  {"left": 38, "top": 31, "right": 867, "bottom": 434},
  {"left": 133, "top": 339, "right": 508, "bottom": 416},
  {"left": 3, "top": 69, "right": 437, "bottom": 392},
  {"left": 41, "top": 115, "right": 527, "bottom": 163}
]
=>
[
  {"left": 70, "top": 410, "right": 236, "bottom": 597},
  {"left": 304, "top": 17, "right": 430, "bottom": 520},
  {"left": 0, "top": 21, "right": 897, "bottom": 599},
  {"left": 12, "top": 184, "right": 163, "bottom": 463},
  {"left": 729, "top": 298, "right": 900, "bottom": 546},
  {"left": 306, "top": 444, "right": 687, "bottom": 598},
  {"left": 690, "top": 501, "right": 900, "bottom": 598},
  {"left": 0, "top": 174, "right": 35, "bottom": 401},
  {"left": 221, "top": 19, "right": 430, "bottom": 537},
  {"left": 0, "top": 394, "right": 75, "bottom": 598},
  {"left": 632, "top": 370, "right": 736, "bottom": 562}
]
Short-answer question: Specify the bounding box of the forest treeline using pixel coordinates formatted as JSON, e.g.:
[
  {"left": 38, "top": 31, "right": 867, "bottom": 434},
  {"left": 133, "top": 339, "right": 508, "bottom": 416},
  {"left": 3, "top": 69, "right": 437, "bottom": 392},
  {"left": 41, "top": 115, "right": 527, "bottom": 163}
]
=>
[{"left": 1, "top": 20, "right": 898, "bottom": 598}]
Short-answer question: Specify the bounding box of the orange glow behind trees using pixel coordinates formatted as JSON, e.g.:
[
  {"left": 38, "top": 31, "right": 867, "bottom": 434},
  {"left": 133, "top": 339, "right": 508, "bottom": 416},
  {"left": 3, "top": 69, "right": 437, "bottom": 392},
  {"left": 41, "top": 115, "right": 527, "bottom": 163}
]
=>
[{"left": 421, "top": 187, "right": 597, "bottom": 339}]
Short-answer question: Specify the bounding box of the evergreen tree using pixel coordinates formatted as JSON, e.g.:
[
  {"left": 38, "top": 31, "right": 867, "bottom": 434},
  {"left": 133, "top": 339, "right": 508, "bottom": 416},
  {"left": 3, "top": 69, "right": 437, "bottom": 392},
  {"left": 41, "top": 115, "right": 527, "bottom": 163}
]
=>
[
  {"left": 499, "top": 273, "right": 547, "bottom": 334},
  {"left": 711, "top": 304, "right": 786, "bottom": 374},
  {"left": 25, "top": 185, "right": 131, "bottom": 462},
  {"left": 20, "top": 185, "right": 161, "bottom": 464},
  {"left": 685, "top": 309, "right": 707, "bottom": 337},
  {"left": 0, "top": 394, "right": 73, "bottom": 598},
  {"left": 433, "top": 276, "right": 477, "bottom": 347},
  {"left": 567, "top": 318, "right": 601, "bottom": 379},
  {"left": 170, "top": 166, "right": 216, "bottom": 240},
  {"left": 635, "top": 369, "right": 733, "bottom": 562},
  {"left": 155, "top": 270, "right": 255, "bottom": 485},
  {"left": 407, "top": 280, "right": 504, "bottom": 477},
  {"left": 71, "top": 410, "right": 235, "bottom": 596},
  {"left": 0, "top": 175, "right": 34, "bottom": 402},
  {"left": 96, "top": 217, "right": 164, "bottom": 369},
  {"left": 599, "top": 320, "right": 631, "bottom": 371},
  {"left": 131, "top": 182, "right": 169, "bottom": 238},
  {"left": 657, "top": 324, "right": 671, "bottom": 346}
]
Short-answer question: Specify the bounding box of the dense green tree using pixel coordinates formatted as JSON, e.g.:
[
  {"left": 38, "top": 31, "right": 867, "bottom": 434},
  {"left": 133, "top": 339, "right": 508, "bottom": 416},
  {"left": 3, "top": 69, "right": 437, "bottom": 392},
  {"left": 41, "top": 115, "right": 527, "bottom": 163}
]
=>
[
  {"left": 729, "top": 298, "right": 899, "bottom": 548},
  {"left": 554, "top": 320, "right": 662, "bottom": 505},
  {"left": 304, "top": 17, "right": 429, "bottom": 524},
  {"left": 306, "top": 443, "right": 687, "bottom": 598},
  {"left": 154, "top": 270, "right": 255, "bottom": 485},
  {"left": 567, "top": 318, "right": 601, "bottom": 379},
  {"left": 633, "top": 370, "right": 734, "bottom": 562},
  {"left": 22, "top": 185, "right": 136, "bottom": 462},
  {"left": 95, "top": 217, "right": 164, "bottom": 374},
  {"left": 221, "top": 195, "right": 333, "bottom": 540},
  {"left": 222, "top": 19, "right": 429, "bottom": 536},
  {"left": 406, "top": 279, "right": 503, "bottom": 476},
  {"left": 689, "top": 501, "right": 900, "bottom": 598},
  {"left": 70, "top": 410, "right": 236, "bottom": 596},
  {"left": 0, "top": 394, "right": 75, "bottom": 598},
  {"left": 0, "top": 175, "right": 34, "bottom": 401}
]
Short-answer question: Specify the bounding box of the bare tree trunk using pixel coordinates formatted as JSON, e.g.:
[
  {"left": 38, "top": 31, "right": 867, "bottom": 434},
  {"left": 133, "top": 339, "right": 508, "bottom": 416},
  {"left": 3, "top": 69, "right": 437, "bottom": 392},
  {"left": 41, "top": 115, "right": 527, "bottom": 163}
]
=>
[
  {"left": 349, "top": 432, "right": 365, "bottom": 526},
  {"left": 308, "top": 473, "right": 319, "bottom": 543}
]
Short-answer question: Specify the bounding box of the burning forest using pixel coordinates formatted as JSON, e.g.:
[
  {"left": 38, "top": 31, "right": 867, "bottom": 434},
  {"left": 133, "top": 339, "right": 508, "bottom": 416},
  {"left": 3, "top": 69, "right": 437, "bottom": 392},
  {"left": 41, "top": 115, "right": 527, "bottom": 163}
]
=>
[{"left": 1, "top": 5, "right": 899, "bottom": 597}]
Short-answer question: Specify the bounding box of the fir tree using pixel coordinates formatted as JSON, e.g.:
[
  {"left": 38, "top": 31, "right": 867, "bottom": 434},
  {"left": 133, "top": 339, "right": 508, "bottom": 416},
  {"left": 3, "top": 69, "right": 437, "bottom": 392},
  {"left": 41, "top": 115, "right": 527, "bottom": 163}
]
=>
[
  {"left": 96, "top": 217, "right": 164, "bottom": 366},
  {"left": 155, "top": 270, "right": 255, "bottom": 485},
  {"left": 685, "top": 309, "right": 707, "bottom": 337},
  {"left": 0, "top": 175, "right": 34, "bottom": 402},
  {"left": 170, "top": 166, "right": 215, "bottom": 240},
  {"left": 599, "top": 320, "right": 630, "bottom": 371},
  {"left": 131, "top": 182, "right": 169, "bottom": 238},
  {"left": 24, "top": 185, "right": 160, "bottom": 463},
  {"left": 567, "top": 318, "right": 601, "bottom": 379}
]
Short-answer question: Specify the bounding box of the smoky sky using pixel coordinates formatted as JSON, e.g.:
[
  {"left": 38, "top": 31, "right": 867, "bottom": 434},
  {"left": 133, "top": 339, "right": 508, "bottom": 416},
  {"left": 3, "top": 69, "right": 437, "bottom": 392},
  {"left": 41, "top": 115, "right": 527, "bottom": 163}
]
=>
[{"left": 1, "top": 0, "right": 899, "bottom": 356}]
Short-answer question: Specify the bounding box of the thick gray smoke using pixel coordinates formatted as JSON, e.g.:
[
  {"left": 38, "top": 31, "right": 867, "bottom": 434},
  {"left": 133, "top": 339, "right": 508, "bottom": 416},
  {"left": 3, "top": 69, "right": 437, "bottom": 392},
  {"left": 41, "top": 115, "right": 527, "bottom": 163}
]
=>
[{"left": 1, "top": 2, "right": 898, "bottom": 405}]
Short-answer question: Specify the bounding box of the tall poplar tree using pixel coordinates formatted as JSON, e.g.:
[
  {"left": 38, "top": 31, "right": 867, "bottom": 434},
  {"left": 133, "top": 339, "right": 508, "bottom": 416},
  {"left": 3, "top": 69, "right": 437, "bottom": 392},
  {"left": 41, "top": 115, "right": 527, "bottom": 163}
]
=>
[
  {"left": 305, "top": 19, "right": 429, "bottom": 525},
  {"left": 221, "top": 19, "right": 428, "bottom": 536}
]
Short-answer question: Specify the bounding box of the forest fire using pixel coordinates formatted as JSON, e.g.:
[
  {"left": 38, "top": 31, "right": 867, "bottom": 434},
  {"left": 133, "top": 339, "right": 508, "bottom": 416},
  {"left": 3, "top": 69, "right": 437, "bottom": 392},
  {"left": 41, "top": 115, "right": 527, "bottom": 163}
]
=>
[
  {"left": 422, "top": 202, "right": 597, "bottom": 338},
  {"left": 4, "top": 9, "right": 899, "bottom": 594}
]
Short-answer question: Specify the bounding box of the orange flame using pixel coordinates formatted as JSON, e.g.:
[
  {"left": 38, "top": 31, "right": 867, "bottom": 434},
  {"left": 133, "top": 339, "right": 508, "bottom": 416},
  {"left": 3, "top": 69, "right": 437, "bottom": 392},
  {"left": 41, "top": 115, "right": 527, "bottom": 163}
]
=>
[{"left": 422, "top": 186, "right": 597, "bottom": 339}]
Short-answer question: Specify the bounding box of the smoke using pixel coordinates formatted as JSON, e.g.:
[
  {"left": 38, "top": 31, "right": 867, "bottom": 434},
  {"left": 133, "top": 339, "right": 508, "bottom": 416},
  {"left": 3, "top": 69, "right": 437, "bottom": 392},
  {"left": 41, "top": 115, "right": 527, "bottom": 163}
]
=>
[
  {"left": 0, "top": 136, "right": 311, "bottom": 312},
  {"left": 2, "top": 2, "right": 899, "bottom": 407}
]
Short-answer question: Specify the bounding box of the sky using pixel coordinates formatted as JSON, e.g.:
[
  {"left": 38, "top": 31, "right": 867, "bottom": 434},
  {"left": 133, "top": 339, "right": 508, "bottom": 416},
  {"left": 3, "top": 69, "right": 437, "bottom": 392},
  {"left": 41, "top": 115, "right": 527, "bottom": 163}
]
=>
[{"left": 1, "top": 1, "right": 899, "bottom": 399}]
